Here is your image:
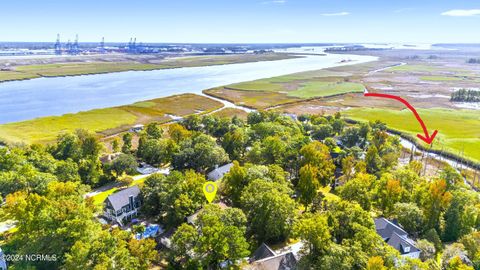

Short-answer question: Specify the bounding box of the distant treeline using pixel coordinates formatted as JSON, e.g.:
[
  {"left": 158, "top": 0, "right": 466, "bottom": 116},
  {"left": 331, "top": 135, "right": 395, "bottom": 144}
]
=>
[
  {"left": 467, "top": 58, "right": 480, "bottom": 64},
  {"left": 451, "top": 88, "right": 480, "bottom": 102}
]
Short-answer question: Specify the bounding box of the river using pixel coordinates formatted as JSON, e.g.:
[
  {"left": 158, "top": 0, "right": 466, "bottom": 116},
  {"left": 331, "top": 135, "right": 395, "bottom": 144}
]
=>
[{"left": 0, "top": 51, "right": 376, "bottom": 124}]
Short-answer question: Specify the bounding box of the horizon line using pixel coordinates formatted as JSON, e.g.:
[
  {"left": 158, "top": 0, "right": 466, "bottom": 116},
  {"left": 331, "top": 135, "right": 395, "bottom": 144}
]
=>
[{"left": 1, "top": 41, "right": 479, "bottom": 45}]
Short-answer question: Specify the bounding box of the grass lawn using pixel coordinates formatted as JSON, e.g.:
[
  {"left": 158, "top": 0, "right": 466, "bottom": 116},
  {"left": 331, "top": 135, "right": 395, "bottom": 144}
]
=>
[
  {"left": 90, "top": 175, "right": 149, "bottom": 206},
  {"left": 344, "top": 108, "right": 480, "bottom": 162},
  {"left": 0, "top": 94, "right": 223, "bottom": 144},
  {"left": 288, "top": 81, "right": 364, "bottom": 98}
]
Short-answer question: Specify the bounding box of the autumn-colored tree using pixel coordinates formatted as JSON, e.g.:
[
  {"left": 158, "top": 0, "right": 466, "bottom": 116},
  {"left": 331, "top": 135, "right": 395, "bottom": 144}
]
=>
[
  {"left": 423, "top": 179, "right": 452, "bottom": 230},
  {"left": 374, "top": 174, "right": 404, "bottom": 216},
  {"left": 366, "top": 256, "right": 386, "bottom": 270},
  {"left": 168, "top": 123, "right": 191, "bottom": 143},
  {"left": 299, "top": 141, "right": 335, "bottom": 186},
  {"left": 446, "top": 256, "right": 474, "bottom": 270},
  {"left": 408, "top": 160, "right": 423, "bottom": 176}
]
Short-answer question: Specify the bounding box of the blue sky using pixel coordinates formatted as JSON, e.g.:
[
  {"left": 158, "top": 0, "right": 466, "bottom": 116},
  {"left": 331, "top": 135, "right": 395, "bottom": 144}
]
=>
[{"left": 1, "top": 0, "right": 479, "bottom": 43}]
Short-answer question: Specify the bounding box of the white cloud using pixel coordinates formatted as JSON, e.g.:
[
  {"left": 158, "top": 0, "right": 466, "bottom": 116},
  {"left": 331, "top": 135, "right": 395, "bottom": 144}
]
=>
[
  {"left": 441, "top": 9, "right": 480, "bottom": 17},
  {"left": 320, "top": 12, "right": 350, "bottom": 16}
]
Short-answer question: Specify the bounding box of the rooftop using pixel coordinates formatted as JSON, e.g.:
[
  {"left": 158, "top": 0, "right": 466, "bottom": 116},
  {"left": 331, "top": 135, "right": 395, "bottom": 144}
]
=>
[
  {"left": 386, "top": 231, "right": 420, "bottom": 255},
  {"left": 250, "top": 243, "right": 276, "bottom": 263},
  {"left": 246, "top": 252, "right": 297, "bottom": 270},
  {"left": 374, "top": 217, "right": 408, "bottom": 240},
  {"left": 207, "top": 163, "right": 234, "bottom": 181},
  {"left": 105, "top": 185, "right": 141, "bottom": 211},
  {"left": 374, "top": 217, "right": 419, "bottom": 256}
]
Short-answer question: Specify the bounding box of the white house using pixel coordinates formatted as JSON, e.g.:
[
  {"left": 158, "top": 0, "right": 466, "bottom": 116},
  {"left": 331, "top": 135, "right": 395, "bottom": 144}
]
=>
[{"left": 103, "top": 186, "right": 141, "bottom": 226}]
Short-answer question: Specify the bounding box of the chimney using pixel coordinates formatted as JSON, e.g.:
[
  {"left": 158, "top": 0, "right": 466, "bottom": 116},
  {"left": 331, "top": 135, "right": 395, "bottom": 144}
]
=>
[
  {"left": 129, "top": 195, "right": 134, "bottom": 210},
  {"left": 392, "top": 218, "right": 400, "bottom": 226}
]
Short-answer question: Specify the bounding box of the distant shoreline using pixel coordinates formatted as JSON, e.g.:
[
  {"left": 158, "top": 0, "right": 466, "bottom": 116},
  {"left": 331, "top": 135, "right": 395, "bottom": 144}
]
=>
[{"left": 0, "top": 53, "right": 301, "bottom": 84}]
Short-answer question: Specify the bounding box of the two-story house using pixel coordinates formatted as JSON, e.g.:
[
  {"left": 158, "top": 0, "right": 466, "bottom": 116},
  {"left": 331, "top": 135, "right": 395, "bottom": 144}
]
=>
[
  {"left": 375, "top": 217, "right": 421, "bottom": 259},
  {"left": 103, "top": 185, "right": 141, "bottom": 226}
]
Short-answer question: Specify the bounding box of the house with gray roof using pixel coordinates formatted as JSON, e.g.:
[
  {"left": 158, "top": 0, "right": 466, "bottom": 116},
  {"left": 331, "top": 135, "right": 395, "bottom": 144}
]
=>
[
  {"left": 0, "top": 247, "right": 7, "bottom": 270},
  {"left": 245, "top": 252, "right": 297, "bottom": 270},
  {"left": 207, "top": 163, "right": 234, "bottom": 181},
  {"left": 249, "top": 243, "right": 276, "bottom": 263},
  {"left": 103, "top": 186, "right": 141, "bottom": 226},
  {"left": 244, "top": 243, "right": 299, "bottom": 270},
  {"left": 375, "top": 217, "right": 420, "bottom": 259}
]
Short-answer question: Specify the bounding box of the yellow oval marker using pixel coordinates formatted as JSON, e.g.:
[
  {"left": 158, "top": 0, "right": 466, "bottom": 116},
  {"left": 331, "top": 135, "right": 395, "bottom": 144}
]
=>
[{"left": 203, "top": 181, "right": 218, "bottom": 203}]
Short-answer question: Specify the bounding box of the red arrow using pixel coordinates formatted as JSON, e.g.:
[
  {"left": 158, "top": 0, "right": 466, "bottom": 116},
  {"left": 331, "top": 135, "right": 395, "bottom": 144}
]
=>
[{"left": 364, "top": 92, "right": 438, "bottom": 144}]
